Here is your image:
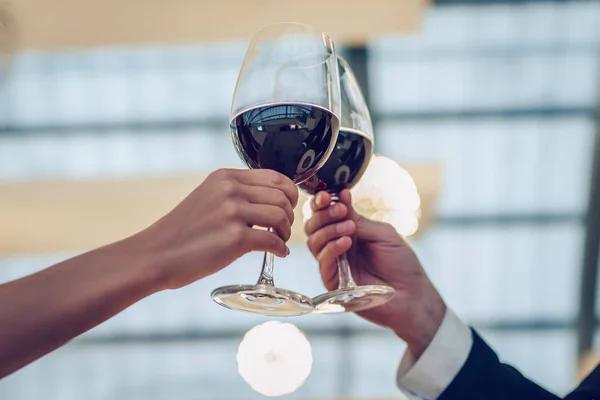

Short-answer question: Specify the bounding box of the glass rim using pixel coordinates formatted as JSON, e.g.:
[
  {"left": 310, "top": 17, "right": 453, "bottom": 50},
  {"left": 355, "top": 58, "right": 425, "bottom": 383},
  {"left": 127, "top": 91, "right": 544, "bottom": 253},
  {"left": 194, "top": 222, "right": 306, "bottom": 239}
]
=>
[{"left": 248, "top": 21, "right": 336, "bottom": 66}]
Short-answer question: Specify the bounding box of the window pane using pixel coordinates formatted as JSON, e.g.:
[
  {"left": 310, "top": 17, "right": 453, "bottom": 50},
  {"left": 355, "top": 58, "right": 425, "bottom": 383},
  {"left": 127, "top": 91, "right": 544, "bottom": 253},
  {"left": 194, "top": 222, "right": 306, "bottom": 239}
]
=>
[{"left": 377, "top": 117, "right": 594, "bottom": 215}]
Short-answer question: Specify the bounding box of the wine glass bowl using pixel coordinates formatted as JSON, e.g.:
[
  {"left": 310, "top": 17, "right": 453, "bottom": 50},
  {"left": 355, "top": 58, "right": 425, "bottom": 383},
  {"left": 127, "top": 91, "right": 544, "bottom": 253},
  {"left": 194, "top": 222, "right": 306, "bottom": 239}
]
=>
[{"left": 298, "top": 56, "right": 395, "bottom": 314}]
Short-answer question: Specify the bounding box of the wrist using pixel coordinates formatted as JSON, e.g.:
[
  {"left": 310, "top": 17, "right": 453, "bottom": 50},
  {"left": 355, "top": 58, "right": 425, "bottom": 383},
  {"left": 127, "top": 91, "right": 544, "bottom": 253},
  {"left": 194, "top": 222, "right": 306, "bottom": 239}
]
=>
[
  {"left": 395, "top": 292, "right": 446, "bottom": 360},
  {"left": 102, "top": 233, "right": 171, "bottom": 295},
  {"left": 122, "top": 224, "right": 215, "bottom": 291}
]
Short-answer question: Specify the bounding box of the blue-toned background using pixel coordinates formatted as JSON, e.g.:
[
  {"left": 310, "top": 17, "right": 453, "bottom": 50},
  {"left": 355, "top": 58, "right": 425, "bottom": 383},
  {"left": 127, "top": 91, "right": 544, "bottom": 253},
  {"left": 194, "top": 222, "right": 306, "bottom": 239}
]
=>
[{"left": 1, "top": 1, "right": 599, "bottom": 398}]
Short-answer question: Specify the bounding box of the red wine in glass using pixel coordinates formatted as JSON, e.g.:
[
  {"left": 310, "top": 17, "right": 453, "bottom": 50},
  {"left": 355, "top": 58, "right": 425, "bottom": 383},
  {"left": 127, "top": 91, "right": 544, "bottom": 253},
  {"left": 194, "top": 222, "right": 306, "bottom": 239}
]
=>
[
  {"left": 233, "top": 102, "right": 338, "bottom": 184},
  {"left": 298, "top": 128, "right": 372, "bottom": 196}
]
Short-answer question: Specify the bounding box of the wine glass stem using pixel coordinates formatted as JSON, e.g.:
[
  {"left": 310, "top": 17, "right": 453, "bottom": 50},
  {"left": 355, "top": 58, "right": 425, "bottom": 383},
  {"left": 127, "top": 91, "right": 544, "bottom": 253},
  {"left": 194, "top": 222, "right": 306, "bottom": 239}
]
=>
[
  {"left": 256, "top": 228, "right": 276, "bottom": 286},
  {"left": 330, "top": 194, "right": 357, "bottom": 290}
]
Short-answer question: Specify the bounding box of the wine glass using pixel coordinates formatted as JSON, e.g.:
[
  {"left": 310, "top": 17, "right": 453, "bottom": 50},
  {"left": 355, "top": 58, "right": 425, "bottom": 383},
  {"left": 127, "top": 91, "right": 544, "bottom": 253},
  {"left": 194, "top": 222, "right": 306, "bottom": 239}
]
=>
[
  {"left": 211, "top": 22, "right": 341, "bottom": 317},
  {"left": 298, "top": 56, "right": 395, "bottom": 314}
]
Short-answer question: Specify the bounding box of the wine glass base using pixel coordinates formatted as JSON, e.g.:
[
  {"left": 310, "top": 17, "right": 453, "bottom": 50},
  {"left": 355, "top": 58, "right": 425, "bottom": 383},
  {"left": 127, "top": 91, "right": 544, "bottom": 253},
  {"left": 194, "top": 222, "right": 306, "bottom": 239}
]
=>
[
  {"left": 312, "top": 285, "right": 395, "bottom": 314},
  {"left": 211, "top": 284, "right": 314, "bottom": 317}
]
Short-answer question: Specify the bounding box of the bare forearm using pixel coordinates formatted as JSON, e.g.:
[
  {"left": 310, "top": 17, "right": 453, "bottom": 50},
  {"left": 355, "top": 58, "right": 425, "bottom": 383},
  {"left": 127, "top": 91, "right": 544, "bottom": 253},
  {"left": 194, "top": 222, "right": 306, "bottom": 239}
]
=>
[{"left": 0, "top": 236, "right": 161, "bottom": 378}]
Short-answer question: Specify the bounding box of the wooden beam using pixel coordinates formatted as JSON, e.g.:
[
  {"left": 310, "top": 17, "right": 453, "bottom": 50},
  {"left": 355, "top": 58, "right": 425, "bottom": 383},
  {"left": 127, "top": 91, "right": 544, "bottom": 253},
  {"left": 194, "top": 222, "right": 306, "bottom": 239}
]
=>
[
  {"left": 3, "top": 0, "right": 427, "bottom": 51},
  {"left": 0, "top": 164, "right": 440, "bottom": 256}
]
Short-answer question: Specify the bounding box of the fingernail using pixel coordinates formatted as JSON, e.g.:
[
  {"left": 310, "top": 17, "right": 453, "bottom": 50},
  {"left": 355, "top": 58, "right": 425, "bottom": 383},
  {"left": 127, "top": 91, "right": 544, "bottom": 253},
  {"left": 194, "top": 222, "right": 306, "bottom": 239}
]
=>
[
  {"left": 337, "top": 220, "right": 354, "bottom": 235},
  {"left": 285, "top": 246, "right": 291, "bottom": 257}
]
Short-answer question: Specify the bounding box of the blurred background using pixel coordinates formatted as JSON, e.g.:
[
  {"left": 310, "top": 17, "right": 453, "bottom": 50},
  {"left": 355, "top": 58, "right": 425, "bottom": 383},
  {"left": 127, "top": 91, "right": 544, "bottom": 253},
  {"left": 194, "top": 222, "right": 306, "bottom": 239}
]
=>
[{"left": 1, "top": 0, "right": 600, "bottom": 398}]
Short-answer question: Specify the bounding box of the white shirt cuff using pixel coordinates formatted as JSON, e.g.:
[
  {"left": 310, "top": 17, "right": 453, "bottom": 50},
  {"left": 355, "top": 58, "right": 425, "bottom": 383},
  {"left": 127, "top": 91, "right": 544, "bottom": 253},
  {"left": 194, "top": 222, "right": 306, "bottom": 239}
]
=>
[{"left": 396, "top": 308, "right": 473, "bottom": 400}]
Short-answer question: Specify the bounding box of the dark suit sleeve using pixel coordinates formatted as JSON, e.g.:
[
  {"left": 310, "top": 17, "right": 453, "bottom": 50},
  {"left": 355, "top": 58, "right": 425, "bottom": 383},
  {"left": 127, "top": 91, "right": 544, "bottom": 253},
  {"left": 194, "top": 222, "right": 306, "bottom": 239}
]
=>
[
  {"left": 438, "top": 329, "right": 559, "bottom": 400},
  {"left": 565, "top": 365, "right": 600, "bottom": 400}
]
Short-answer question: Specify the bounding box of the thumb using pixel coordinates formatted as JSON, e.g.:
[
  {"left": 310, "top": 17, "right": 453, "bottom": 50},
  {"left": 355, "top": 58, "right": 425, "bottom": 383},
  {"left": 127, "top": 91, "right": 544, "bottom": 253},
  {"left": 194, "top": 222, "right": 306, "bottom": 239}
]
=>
[{"left": 355, "top": 214, "right": 390, "bottom": 242}]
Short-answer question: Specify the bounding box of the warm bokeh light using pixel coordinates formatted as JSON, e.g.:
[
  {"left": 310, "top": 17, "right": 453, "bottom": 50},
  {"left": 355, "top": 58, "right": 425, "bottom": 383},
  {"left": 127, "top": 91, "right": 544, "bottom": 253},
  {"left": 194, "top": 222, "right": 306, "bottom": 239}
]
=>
[
  {"left": 302, "top": 154, "right": 421, "bottom": 237},
  {"left": 302, "top": 196, "right": 313, "bottom": 223},
  {"left": 237, "top": 321, "right": 313, "bottom": 397}
]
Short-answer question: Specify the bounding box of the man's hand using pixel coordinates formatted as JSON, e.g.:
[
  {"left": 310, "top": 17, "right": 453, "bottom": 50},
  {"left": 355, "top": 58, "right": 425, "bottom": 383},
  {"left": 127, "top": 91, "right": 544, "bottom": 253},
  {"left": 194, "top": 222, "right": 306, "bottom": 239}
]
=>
[
  {"left": 136, "top": 168, "right": 298, "bottom": 290},
  {"left": 305, "top": 189, "right": 445, "bottom": 358}
]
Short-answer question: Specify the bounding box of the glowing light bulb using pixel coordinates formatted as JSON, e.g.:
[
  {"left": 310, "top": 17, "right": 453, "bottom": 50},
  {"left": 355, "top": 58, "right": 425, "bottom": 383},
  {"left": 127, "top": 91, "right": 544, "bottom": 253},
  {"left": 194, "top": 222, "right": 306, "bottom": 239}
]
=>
[
  {"left": 382, "top": 210, "right": 419, "bottom": 237},
  {"left": 352, "top": 155, "right": 421, "bottom": 237},
  {"left": 237, "top": 321, "right": 313, "bottom": 397}
]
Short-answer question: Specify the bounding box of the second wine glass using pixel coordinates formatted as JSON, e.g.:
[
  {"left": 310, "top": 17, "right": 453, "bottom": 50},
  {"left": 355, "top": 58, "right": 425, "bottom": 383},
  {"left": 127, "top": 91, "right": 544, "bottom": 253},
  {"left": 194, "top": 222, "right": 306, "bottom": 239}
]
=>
[
  {"left": 211, "top": 22, "right": 341, "bottom": 317},
  {"left": 299, "top": 56, "right": 395, "bottom": 314}
]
